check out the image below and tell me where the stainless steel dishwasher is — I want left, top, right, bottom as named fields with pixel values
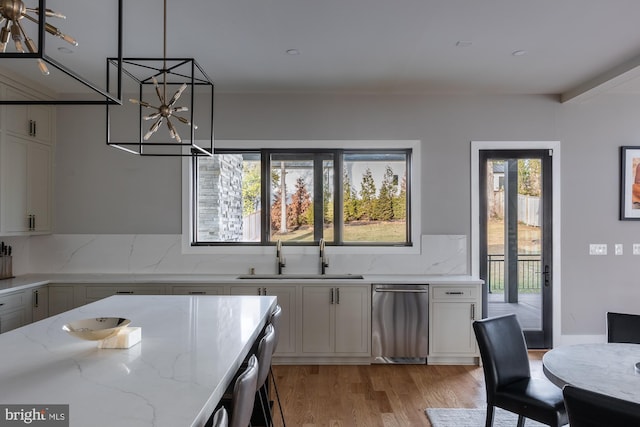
left=371, top=283, right=429, bottom=363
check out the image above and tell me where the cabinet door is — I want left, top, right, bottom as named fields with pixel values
left=431, top=302, right=477, bottom=355
left=31, top=287, right=49, bottom=322
left=301, top=286, right=334, bottom=354
left=48, top=286, right=76, bottom=316
left=263, top=285, right=296, bottom=355
left=229, top=285, right=262, bottom=296
left=4, top=87, right=51, bottom=143
left=28, top=142, right=51, bottom=232
left=335, top=285, right=370, bottom=354
left=172, top=286, right=225, bottom=295
left=1, top=135, right=28, bottom=233
left=0, top=308, right=26, bottom=333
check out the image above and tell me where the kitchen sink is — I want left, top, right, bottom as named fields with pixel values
left=236, top=273, right=364, bottom=280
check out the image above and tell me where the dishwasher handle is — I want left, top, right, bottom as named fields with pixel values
left=374, top=288, right=428, bottom=293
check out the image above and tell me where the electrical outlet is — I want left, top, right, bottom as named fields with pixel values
left=633, top=244, right=640, bottom=255
left=615, top=244, right=623, bottom=255
left=589, top=244, right=607, bottom=255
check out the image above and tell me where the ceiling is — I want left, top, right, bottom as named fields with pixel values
left=5, top=0, right=640, bottom=102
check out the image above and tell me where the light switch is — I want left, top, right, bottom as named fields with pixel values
left=615, top=244, right=623, bottom=255
left=633, top=244, right=640, bottom=255
left=589, top=244, right=607, bottom=255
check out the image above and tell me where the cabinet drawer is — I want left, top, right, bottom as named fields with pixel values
left=86, top=286, right=164, bottom=299
left=0, top=291, right=26, bottom=312
left=432, top=286, right=477, bottom=301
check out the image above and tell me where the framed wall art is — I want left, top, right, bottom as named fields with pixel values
left=620, top=146, right=640, bottom=220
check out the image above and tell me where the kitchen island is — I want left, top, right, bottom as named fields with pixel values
left=0, top=294, right=276, bottom=427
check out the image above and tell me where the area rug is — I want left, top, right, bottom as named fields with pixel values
left=426, top=407, right=547, bottom=427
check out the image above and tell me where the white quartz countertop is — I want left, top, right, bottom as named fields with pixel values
left=0, top=273, right=483, bottom=294
left=0, top=294, right=277, bottom=427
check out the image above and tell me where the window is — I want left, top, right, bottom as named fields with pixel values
left=192, top=148, right=411, bottom=246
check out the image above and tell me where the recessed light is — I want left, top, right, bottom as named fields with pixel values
left=286, top=49, right=300, bottom=55
left=512, top=50, right=527, bottom=56
left=455, top=41, right=473, bottom=48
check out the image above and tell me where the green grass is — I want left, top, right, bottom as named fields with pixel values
left=272, top=220, right=407, bottom=243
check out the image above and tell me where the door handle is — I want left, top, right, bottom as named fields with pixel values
left=542, top=264, right=550, bottom=287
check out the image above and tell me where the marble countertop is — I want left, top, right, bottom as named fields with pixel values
left=0, top=273, right=483, bottom=294
left=0, top=294, right=277, bottom=427
left=543, top=343, right=640, bottom=403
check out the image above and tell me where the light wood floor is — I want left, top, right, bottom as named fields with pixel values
left=270, top=352, right=545, bottom=427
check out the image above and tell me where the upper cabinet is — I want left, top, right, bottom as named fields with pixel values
left=3, top=87, right=52, bottom=144
left=0, top=81, right=55, bottom=236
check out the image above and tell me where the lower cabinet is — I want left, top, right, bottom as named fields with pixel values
left=428, top=284, right=481, bottom=364
left=0, top=290, right=28, bottom=333
left=31, top=286, right=48, bottom=322
left=229, top=284, right=296, bottom=355
left=48, top=285, right=75, bottom=316
left=301, top=284, right=370, bottom=356
left=84, top=285, right=165, bottom=304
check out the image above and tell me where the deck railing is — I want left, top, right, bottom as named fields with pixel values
left=487, top=254, right=542, bottom=293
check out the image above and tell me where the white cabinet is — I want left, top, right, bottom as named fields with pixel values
left=0, top=83, right=54, bottom=236
left=4, top=86, right=52, bottom=143
left=428, top=284, right=481, bottom=365
left=0, top=135, right=52, bottom=233
left=31, top=286, right=49, bottom=322
left=84, top=285, right=165, bottom=304
left=171, top=285, right=226, bottom=295
left=301, top=284, right=370, bottom=356
left=229, top=284, right=296, bottom=355
left=0, top=290, right=28, bottom=333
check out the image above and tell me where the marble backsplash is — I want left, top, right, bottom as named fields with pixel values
left=16, top=234, right=467, bottom=276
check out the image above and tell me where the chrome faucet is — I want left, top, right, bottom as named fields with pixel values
left=276, top=239, right=286, bottom=275
left=319, top=238, right=329, bottom=275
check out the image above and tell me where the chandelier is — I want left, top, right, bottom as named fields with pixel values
left=0, top=0, right=76, bottom=75
left=106, top=0, right=213, bottom=156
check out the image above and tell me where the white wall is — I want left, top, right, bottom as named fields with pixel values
left=41, top=92, right=640, bottom=337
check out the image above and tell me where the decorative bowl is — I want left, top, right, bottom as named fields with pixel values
left=62, top=317, right=131, bottom=341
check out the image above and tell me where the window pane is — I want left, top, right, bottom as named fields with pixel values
left=322, top=160, right=334, bottom=242
left=270, top=156, right=315, bottom=242
left=195, top=152, right=261, bottom=242
left=342, top=152, right=408, bottom=243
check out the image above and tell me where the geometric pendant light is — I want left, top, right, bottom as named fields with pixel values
left=106, top=0, right=213, bottom=156
left=0, top=0, right=123, bottom=105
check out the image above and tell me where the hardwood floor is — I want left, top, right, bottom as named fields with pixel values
left=270, top=352, right=545, bottom=427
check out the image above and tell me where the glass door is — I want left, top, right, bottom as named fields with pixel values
left=479, top=149, right=552, bottom=348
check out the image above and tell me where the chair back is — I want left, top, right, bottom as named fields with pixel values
left=473, top=314, right=530, bottom=397
left=269, top=305, right=282, bottom=352
left=211, top=407, right=229, bottom=427
left=230, top=355, right=258, bottom=427
left=256, top=324, right=276, bottom=389
left=563, top=385, right=640, bottom=427
left=606, top=312, right=640, bottom=344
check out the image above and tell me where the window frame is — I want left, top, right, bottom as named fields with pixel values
left=182, top=140, right=421, bottom=255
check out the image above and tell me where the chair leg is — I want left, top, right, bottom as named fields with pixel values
left=270, top=367, right=286, bottom=427
left=485, top=405, right=494, bottom=427
left=516, top=414, right=525, bottom=427
left=257, top=385, right=274, bottom=427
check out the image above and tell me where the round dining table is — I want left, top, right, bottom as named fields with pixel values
left=542, top=343, right=640, bottom=403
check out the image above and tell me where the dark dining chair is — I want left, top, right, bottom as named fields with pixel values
left=473, top=314, right=568, bottom=427
left=606, top=312, right=640, bottom=344
left=268, top=304, right=287, bottom=426
left=563, top=385, right=640, bottom=427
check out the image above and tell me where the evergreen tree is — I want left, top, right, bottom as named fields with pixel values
left=343, top=171, right=359, bottom=221
left=359, top=168, right=376, bottom=220
left=393, top=174, right=407, bottom=219
left=376, top=166, right=396, bottom=221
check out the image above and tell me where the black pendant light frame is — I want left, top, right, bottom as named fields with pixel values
left=0, top=0, right=123, bottom=105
